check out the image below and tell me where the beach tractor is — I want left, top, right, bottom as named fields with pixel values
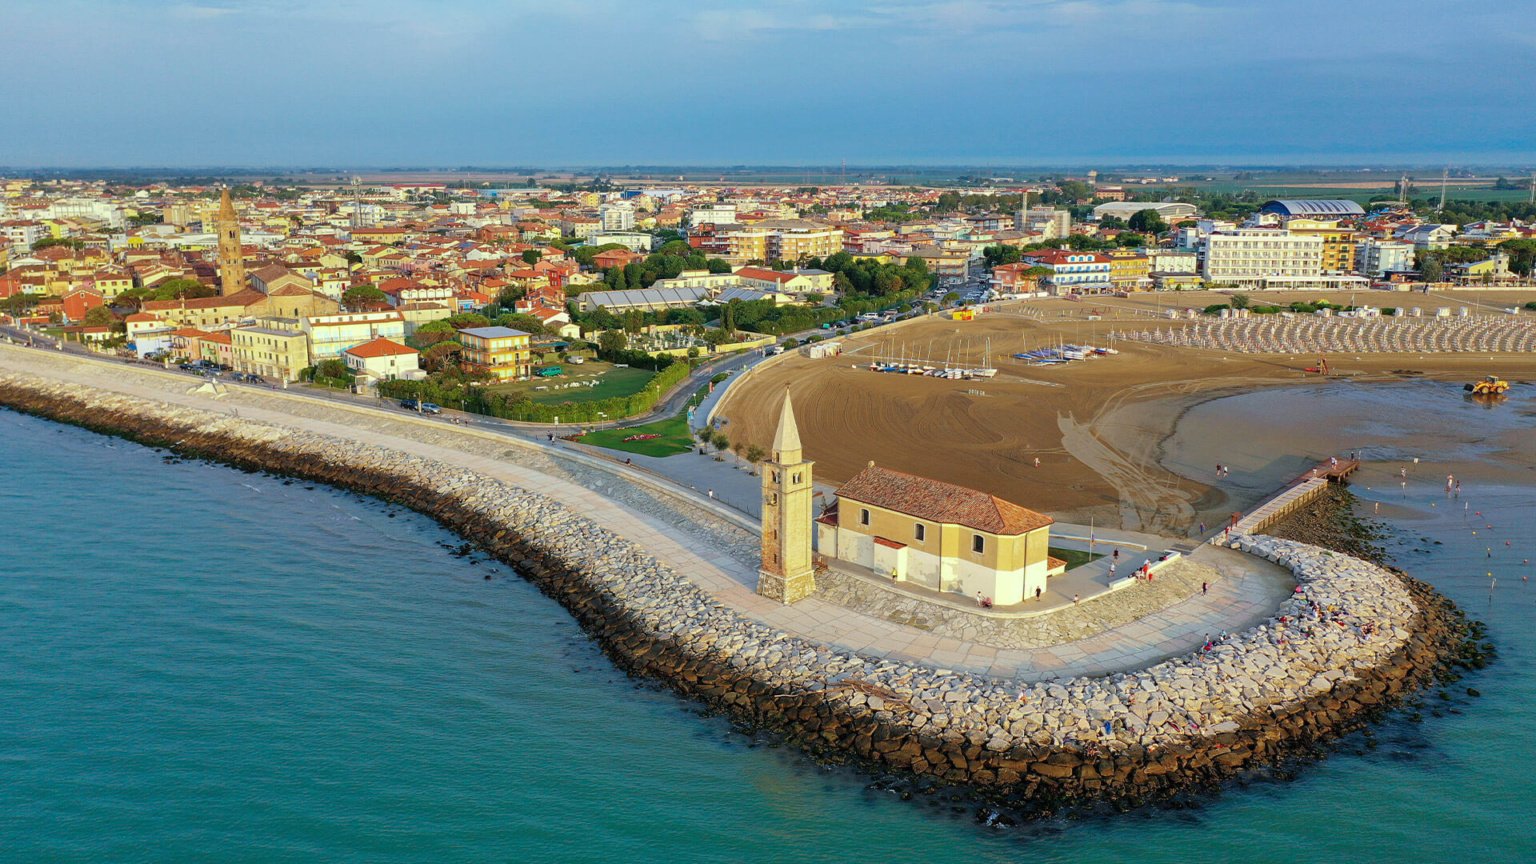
left=1465, top=375, right=1510, bottom=396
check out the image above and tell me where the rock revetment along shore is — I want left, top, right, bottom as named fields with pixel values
left=0, top=371, right=1474, bottom=817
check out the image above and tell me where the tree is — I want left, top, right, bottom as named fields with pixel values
left=422, top=341, right=462, bottom=373
left=943, top=291, right=961, bottom=305
left=705, top=257, right=732, bottom=274
left=597, top=329, right=628, bottom=354
left=1057, top=180, right=1092, bottom=201
left=343, top=285, right=386, bottom=307
left=315, top=358, right=353, bottom=381
left=622, top=309, right=645, bottom=334
left=522, top=249, right=542, bottom=265
left=1230, top=293, right=1251, bottom=310
left=1127, top=209, right=1168, bottom=235
left=1421, top=258, right=1444, bottom=283
left=731, top=441, right=745, bottom=465
left=82, top=305, right=114, bottom=327
left=711, top=431, right=730, bottom=455
left=745, top=443, right=767, bottom=465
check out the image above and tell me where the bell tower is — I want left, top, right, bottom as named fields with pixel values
left=757, top=387, right=816, bottom=603
left=216, top=188, right=246, bottom=296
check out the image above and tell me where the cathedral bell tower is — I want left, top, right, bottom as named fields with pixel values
left=757, top=388, right=816, bottom=603
left=217, top=188, right=246, bottom=296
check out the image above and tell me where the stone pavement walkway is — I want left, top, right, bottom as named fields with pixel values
left=4, top=343, right=1298, bottom=683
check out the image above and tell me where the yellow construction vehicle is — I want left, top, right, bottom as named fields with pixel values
left=1464, top=375, right=1510, bottom=396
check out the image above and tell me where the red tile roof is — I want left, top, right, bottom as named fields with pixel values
left=344, top=337, right=417, bottom=358
left=837, top=464, right=1053, bottom=535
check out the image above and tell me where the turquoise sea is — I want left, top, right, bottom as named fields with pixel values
left=1, top=387, right=1533, bottom=863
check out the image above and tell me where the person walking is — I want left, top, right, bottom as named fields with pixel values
left=976, top=591, right=984, bottom=607
left=707, top=488, right=714, bottom=499
left=1072, top=594, right=1079, bottom=605
left=1202, top=581, right=1208, bottom=595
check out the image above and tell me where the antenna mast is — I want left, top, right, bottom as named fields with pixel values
left=1437, top=167, right=1447, bottom=214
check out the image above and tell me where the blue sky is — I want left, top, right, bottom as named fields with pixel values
left=5, top=0, right=1534, bottom=167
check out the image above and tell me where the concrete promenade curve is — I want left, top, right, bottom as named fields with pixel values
left=2, top=341, right=1290, bottom=683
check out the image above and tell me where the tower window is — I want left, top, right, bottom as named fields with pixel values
left=972, top=534, right=985, bottom=554
left=859, top=508, right=870, bottom=526
left=914, top=523, right=925, bottom=541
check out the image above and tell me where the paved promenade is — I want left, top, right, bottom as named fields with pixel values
left=2, top=343, right=1294, bottom=683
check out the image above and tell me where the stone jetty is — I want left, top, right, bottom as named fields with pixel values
left=0, top=370, right=1467, bottom=814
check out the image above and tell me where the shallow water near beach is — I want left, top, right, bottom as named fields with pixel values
left=2, top=394, right=1533, bottom=863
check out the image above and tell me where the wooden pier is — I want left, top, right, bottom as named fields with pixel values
left=1219, top=458, right=1360, bottom=540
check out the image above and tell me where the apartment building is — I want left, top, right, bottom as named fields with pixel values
left=1284, top=219, right=1358, bottom=273
left=1019, top=249, right=1113, bottom=294
left=232, top=317, right=310, bottom=382
left=302, top=311, right=407, bottom=360
left=1201, top=229, right=1324, bottom=286
left=458, top=326, right=532, bottom=380
left=1355, top=239, right=1416, bottom=277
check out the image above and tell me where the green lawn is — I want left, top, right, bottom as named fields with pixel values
left=577, top=385, right=712, bottom=457
left=578, top=414, right=697, bottom=457
left=1049, top=547, right=1104, bottom=570
left=486, top=361, right=654, bottom=405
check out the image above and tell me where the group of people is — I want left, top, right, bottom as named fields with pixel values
left=1214, top=463, right=1231, bottom=478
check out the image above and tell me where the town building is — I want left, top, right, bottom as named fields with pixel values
left=1284, top=219, right=1357, bottom=273
left=1015, top=207, right=1072, bottom=239
left=598, top=203, right=636, bottom=232
left=232, top=317, right=309, bottom=382
left=990, top=262, right=1044, bottom=296
left=343, top=337, right=420, bottom=381
left=1019, top=249, right=1113, bottom=294
left=1202, top=229, right=1324, bottom=287
left=458, top=326, right=532, bottom=380
left=1355, top=239, right=1415, bottom=278
left=817, top=463, right=1058, bottom=606
left=1104, top=249, right=1153, bottom=291
left=302, top=311, right=407, bottom=360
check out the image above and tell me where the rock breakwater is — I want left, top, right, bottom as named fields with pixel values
left=0, top=371, right=1467, bottom=816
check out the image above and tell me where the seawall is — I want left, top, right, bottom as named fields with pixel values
left=0, top=368, right=1468, bottom=816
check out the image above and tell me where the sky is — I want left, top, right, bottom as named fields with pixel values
left=4, top=0, right=1534, bottom=167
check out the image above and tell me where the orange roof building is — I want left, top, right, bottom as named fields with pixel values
left=819, top=463, right=1057, bottom=605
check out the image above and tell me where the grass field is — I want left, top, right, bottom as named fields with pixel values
left=577, top=414, right=697, bottom=457
left=485, top=361, right=653, bottom=405
left=1049, top=547, right=1104, bottom=570
left=577, top=384, right=712, bottom=457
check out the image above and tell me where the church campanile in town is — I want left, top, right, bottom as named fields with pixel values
left=216, top=188, right=246, bottom=296
left=757, top=387, right=816, bottom=603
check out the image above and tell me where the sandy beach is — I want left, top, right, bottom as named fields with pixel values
left=717, top=290, right=1536, bottom=534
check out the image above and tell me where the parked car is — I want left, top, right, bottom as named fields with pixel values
left=400, top=398, right=420, bottom=410
left=420, top=402, right=443, bottom=415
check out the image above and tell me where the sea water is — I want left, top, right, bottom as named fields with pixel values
left=1, top=398, right=1532, bottom=863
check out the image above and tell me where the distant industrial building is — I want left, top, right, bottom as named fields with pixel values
left=1091, top=201, right=1198, bottom=223
left=1257, top=200, right=1366, bottom=219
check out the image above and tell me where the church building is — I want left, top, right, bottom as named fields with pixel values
left=755, top=389, right=1061, bottom=607
left=816, top=464, right=1060, bottom=606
